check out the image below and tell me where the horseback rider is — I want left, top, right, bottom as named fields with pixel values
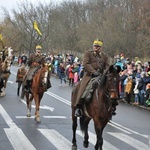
left=24, top=45, right=45, bottom=92
left=73, top=39, right=110, bottom=117
left=16, top=64, right=27, bottom=96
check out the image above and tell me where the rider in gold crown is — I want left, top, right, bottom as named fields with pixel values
left=72, top=39, right=110, bottom=117
left=23, top=45, right=45, bottom=92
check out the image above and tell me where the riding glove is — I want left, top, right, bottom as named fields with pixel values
left=92, top=71, right=100, bottom=77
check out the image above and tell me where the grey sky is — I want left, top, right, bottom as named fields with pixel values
left=0, top=0, right=68, bottom=21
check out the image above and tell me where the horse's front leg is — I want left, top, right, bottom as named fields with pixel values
left=26, top=94, right=33, bottom=117
left=94, top=125, right=104, bottom=150
left=72, top=107, right=78, bottom=150
left=34, top=93, right=42, bottom=123
left=83, top=119, right=90, bottom=148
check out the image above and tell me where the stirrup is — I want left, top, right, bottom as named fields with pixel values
left=85, top=93, right=92, bottom=103
left=75, top=108, right=82, bottom=117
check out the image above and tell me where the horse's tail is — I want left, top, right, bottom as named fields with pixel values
left=79, top=115, right=87, bottom=134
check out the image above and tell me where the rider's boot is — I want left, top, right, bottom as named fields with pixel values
left=85, top=89, right=93, bottom=103
left=112, top=106, right=117, bottom=116
left=17, top=88, right=19, bottom=96
left=75, top=105, right=83, bottom=117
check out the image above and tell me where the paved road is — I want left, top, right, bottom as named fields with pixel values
left=0, top=65, right=150, bottom=150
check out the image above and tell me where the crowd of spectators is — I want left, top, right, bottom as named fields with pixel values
left=47, top=52, right=150, bottom=108
left=13, top=52, right=150, bottom=108
left=114, top=54, right=150, bottom=107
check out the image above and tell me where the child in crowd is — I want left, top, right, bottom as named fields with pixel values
left=133, top=77, right=140, bottom=105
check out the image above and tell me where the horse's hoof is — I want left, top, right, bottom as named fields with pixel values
left=72, top=145, right=77, bottom=150
left=83, top=141, right=89, bottom=148
left=35, top=116, right=41, bottom=123
left=27, top=114, right=31, bottom=117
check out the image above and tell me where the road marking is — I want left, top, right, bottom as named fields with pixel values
left=38, top=129, right=72, bottom=150
left=5, top=128, right=36, bottom=150
left=77, top=130, right=120, bottom=150
left=108, top=132, right=149, bottom=150
left=8, top=80, right=13, bottom=84
left=108, top=122, right=131, bottom=134
left=46, top=91, right=71, bottom=105
left=20, top=99, right=54, bottom=111
left=15, top=116, right=35, bottom=119
left=109, top=121, right=148, bottom=138
left=0, top=104, right=36, bottom=150
left=43, top=116, right=67, bottom=119
left=15, top=116, right=66, bottom=119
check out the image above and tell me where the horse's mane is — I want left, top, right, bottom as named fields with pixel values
left=99, top=69, right=108, bottom=89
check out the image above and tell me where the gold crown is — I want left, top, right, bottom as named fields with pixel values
left=93, top=39, right=103, bottom=47
left=36, top=45, right=42, bottom=50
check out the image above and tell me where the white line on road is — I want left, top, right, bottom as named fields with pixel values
left=0, top=104, right=36, bottom=150
left=43, top=116, right=67, bottom=119
left=38, top=129, right=72, bottom=150
left=20, top=99, right=54, bottom=111
left=108, top=132, right=149, bottom=150
left=46, top=91, right=71, bottom=105
left=109, top=121, right=148, bottom=138
left=15, top=116, right=66, bottom=119
left=108, top=122, right=131, bottom=134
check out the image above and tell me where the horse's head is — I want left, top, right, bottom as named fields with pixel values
left=40, top=62, right=51, bottom=85
left=100, top=65, right=121, bottom=100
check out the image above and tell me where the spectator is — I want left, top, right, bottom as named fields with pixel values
left=68, top=63, right=74, bottom=86
left=119, top=69, right=128, bottom=99
left=21, top=54, right=27, bottom=65
left=138, top=72, right=145, bottom=105
left=59, top=63, right=67, bottom=87
left=124, top=71, right=133, bottom=103
left=133, top=77, right=140, bottom=105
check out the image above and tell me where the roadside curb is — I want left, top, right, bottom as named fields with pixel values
left=119, top=99, right=150, bottom=111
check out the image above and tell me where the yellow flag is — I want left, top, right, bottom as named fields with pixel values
left=33, top=21, right=42, bottom=36
left=0, top=34, right=3, bottom=41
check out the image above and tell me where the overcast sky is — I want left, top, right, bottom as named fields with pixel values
left=0, top=0, right=69, bottom=21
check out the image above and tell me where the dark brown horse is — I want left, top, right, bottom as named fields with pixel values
left=71, top=65, right=121, bottom=150
left=22, top=63, right=51, bottom=123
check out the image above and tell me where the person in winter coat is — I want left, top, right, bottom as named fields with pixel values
left=72, top=39, right=109, bottom=117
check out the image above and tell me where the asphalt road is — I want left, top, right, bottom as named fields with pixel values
left=0, top=65, right=150, bottom=150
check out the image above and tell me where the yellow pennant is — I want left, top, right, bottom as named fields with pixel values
left=0, top=34, right=3, bottom=41
left=33, top=21, right=42, bottom=36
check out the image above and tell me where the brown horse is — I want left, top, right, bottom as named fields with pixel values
left=71, top=65, right=121, bottom=150
left=0, top=57, right=12, bottom=96
left=22, top=63, right=51, bottom=123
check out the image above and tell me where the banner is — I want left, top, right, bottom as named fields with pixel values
left=0, top=34, right=3, bottom=41
left=33, top=21, right=42, bottom=36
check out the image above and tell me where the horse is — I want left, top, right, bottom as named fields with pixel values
left=22, top=63, right=51, bottom=123
left=71, top=65, right=121, bottom=150
left=0, top=57, right=12, bottom=96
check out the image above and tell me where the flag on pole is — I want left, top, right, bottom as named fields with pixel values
left=0, top=34, right=3, bottom=41
left=33, top=21, right=42, bottom=36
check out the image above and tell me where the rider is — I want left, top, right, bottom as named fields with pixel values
left=16, top=64, right=27, bottom=96
left=24, top=45, right=45, bottom=92
left=73, top=39, right=110, bottom=117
